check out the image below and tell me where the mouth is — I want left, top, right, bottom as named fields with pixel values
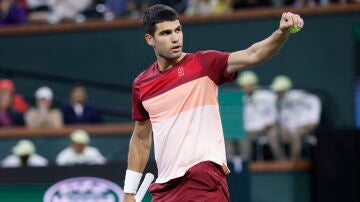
left=171, top=45, right=181, bottom=52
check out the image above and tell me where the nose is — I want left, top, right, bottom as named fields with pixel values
left=171, top=32, right=180, bottom=43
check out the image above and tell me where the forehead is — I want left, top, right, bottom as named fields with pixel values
left=154, top=20, right=181, bottom=33
left=72, top=86, right=85, bottom=92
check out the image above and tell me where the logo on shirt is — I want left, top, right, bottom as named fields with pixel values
left=178, top=67, right=185, bottom=77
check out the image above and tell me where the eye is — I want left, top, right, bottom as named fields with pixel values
left=160, top=30, right=171, bottom=36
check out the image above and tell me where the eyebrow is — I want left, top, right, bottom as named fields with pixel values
left=158, top=25, right=182, bottom=35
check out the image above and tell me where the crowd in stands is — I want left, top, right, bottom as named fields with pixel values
left=0, top=71, right=322, bottom=167
left=0, top=0, right=358, bottom=26
left=0, top=79, right=103, bottom=128
left=0, top=78, right=108, bottom=168
left=0, top=130, right=106, bottom=167
left=227, top=71, right=321, bottom=162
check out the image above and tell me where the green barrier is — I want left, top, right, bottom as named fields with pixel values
left=219, top=88, right=245, bottom=140
left=251, top=172, right=311, bottom=202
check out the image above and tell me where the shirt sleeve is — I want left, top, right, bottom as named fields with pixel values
left=55, top=150, right=67, bottom=166
left=131, top=81, right=150, bottom=121
left=304, top=94, right=322, bottom=125
left=90, top=148, right=106, bottom=165
left=196, top=50, right=237, bottom=85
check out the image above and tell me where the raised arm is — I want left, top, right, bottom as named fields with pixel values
left=227, top=12, right=304, bottom=74
left=124, top=120, right=152, bottom=202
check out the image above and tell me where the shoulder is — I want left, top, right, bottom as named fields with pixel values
left=84, top=146, right=101, bottom=156
left=31, top=154, right=48, bottom=162
left=61, top=102, right=73, bottom=109
left=287, top=90, right=306, bottom=99
left=25, top=108, right=37, bottom=114
left=1, top=154, right=17, bottom=162
left=254, top=89, right=276, bottom=101
left=50, top=109, right=62, bottom=114
left=9, top=109, right=23, bottom=116
left=194, top=50, right=229, bottom=58
left=133, top=62, right=158, bottom=86
left=256, top=89, right=275, bottom=97
left=1, top=155, right=19, bottom=167
left=57, top=147, right=72, bottom=156
left=86, top=146, right=100, bottom=151
left=83, top=102, right=98, bottom=109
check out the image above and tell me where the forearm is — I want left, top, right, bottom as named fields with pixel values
left=248, top=29, right=290, bottom=65
left=227, top=29, right=290, bottom=73
left=124, top=122, right=152, bottom=199
left=127, top=132, right=152, bottom=173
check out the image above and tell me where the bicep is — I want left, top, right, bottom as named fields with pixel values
left=227, top=49, right=257, bottom=74
left=133, top=120, right=152, bottom=139
left=131, top=120, right=152, bottom=150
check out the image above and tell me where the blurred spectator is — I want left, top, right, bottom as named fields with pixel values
left=292, top=0, right=317, bottom=8
left=56, top=129, right=106, bottom=166
left=17, top=0, right=27, bottom=9
left=1, top=139, right=48, bottom=168
left=79, top=0, right=128, bottom=21
left=212, top=0, right=232, bottom=15
left=186, top=0, right=232, bottom=16
left=185, top=0, right=214, bottom=16
left=104, top=0, right=127, bottom=18
left=62, top=84, right=103, bottom=124
left=47, top=0, right=92, bottom=24
left=271, top=75, right=321, bottom=160
left=152, top=0, right=188, bottom=13
left=0, top=91, right=24, bottom=126
left=26, top=0, right=53, bottom=23
left=25, top=86, right=63, bottom=128
left=0, top=79, right=28, bottom=113
left=127, top=0, right=148, bottom=19
left=0, top=0, right=26, bottom=25
left=233, top=0, right=271, bottom=9
left=228, top=71, right=283, bottom=161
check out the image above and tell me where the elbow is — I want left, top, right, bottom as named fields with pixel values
left=245, top=52, right=264, bottom=68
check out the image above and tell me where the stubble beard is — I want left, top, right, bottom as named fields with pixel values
left=159, top=50, right=182, bottom=61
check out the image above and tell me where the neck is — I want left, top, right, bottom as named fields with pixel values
left=157, top=53, right=186, bottom=71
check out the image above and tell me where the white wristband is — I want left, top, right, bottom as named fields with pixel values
left=124, top=169, right=143, bottom=194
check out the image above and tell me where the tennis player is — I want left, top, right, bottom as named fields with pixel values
left=124, top=4, right=304, bottom=202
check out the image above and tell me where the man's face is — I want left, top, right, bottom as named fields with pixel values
left=37, top=98, right=52, bottom=109
left=71, top=87, right=87, bottom=103
left=0, top=91, right=11, bottom=110
left=71, top=143, right=86, bottom=154
left=146, top=20, right=183, bottom=60
left=242, top=84, right=257, bottom=94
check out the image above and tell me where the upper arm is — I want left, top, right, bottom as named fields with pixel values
left=132, top=120, right=152, bottom=141
left=227, top=48, right=257, bottom=74
left=196, top=50, right=236, bottom=85
left=227, top=30, right=289, bottom=74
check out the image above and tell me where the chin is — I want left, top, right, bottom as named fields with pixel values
left=172, top=52, right=182, bottom=58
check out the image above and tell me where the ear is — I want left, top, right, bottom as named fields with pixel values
left=145, top=34, right=155, bottom=46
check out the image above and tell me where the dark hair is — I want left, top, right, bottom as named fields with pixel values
left=142, top=4, right=180, bottom=36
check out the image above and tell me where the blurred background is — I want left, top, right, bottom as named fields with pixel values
left=0, top=0, right=359, bottom=202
